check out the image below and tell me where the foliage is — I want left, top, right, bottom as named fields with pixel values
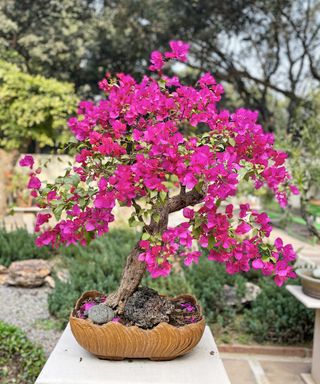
left=0, top=60, right=78, bottom=151
left=282, top=93, right=320, bottom=239
left=0, top=321, right=46, bottom=384
left=48, top=228, right=138, bottom=325
left=0, top=227, right=55, bottom=267
left=0, top=0, right=95, bottom=89
left=1, top=0, right=319, bottom=135
left=22, top=41, right=297, bottom=287
left=243, top=278, right=314, bottom=343
left=186, top=258, right=247, bottom=325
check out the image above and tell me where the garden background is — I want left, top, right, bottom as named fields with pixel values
left=0, top=1, right=320, bottom=383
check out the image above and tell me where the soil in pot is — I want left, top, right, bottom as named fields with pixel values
left=74, top=286, right=202, bottom=328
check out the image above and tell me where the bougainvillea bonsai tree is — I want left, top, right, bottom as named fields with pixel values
left=21, top=41, right=298, bottom=317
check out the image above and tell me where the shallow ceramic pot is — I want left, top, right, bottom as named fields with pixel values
left=296, top=268, right=320, bottom=299
left=70, top=290, right=206, bottom=360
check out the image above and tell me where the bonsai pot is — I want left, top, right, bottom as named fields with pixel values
left=296, top=268, right=320, bottom=299
left=70, top=290, right=206, bottom=361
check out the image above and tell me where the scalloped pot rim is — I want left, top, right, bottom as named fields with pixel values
left=296, top=268, right=320, bottom=283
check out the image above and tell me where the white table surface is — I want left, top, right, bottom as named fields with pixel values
left=35, top=324, right=231, bottom=384
left=286, top=285, right=320, bottom=309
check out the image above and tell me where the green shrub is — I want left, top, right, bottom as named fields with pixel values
left=0, top=227, right=55, bottom=267
left=48, top=228, right=315, bottom=344
left=243, top=278, right=314, bottom=343
left=48, top=228, right=139, bottom=326
left=0, top=321, right=46, bottom=384
left=186, top=258, right=247, bottom=326
left=143, top=270, right=193, bottom=297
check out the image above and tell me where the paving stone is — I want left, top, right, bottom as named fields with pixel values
left=223, top=359, right=256, bottom=384
left=259, top=360, right=310, bottom=384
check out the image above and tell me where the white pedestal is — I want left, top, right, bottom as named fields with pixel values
left=35, top=324, right=231, bottom=384
left=287, top=285, right=320, bottom=384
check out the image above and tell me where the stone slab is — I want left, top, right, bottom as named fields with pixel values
left=222, top=359, right=256, bottom=384
left=286, top=285, right=320, bottom=309
left=301, top=373, right=316, bottom=384
left=35, top=324, right=231, bottom=384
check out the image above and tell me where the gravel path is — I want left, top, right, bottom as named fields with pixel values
left=0, top=285, right=62, bottom=356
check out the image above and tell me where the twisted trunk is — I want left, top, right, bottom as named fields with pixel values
left=106, top=187, right=205, bottom=313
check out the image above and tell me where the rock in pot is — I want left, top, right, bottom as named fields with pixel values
left=88, top=304, right=115, bottom=324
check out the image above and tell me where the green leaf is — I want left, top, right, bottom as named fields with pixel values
left=128, top=216, right=141, bottom=227
left=153, top=213, right=160, bottom=223
left=141, top=232, right=151, bottom=240
left=208, top=236, right=216, bottom=249
left=160, top=191, right=167, bottom=202
left=229, top=137, right=236, bottom=147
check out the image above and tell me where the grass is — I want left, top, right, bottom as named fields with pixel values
left=0, top=321, right=46, bottom=384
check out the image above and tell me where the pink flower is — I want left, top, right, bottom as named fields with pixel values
left=81, top=302, right=96, bottom=312
left=149, top=51, right=164, bottom=72
left=252, top=259, right=264, bottom=269
left=183, top=173, right=197, bottom=189
left=235, top=222, right=252, bottom=235
left=94, top=193, right=115, bottom=209
left=19, top=155, right=34, bottom=169
left=290, top=185, right=299, bottom=195
left=27, top=176, right=41, bottom=190
left=183, top=208, right=194, bottom=220
left=47, top=191, right=58, bottom=201
left=35, top=213, right=51, bottom=232
left=165, top=40, right=190, bottom=62
left=24, top=42, right=296, bottom=287
left=183, top=251, right=201, bottom=266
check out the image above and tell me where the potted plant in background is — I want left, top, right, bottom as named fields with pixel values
left=20, top=41, right=298, bottom=360
left=296, top=267, right=320, bottom=299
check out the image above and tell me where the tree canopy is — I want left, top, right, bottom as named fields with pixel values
left=0, top=60, right=78, bottom=151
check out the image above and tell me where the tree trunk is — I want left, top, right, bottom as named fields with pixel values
left=106, top=186, right=205, bottom=313
left=106, top=244, right=146, bottom=313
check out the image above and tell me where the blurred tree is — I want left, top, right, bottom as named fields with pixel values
left=1, top=0, right=319, bottom=134
left=283, top=93, right=320, bottom=239
left=0, top=60, right=77, bottom=151
left=0, top=0, right=96, bottom=89
left=0, top=60, right=77, bottom=215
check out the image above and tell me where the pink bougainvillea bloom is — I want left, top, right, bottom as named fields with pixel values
left=181, top=303, right=194, bottom=312
left=27, top=176, right=41, bottom=190
left=19, top=155, right=34, bottom=169
left=25, top=40, right=298, bottom=286
left=149, top=51, right=164, bottom=72
left=47, top=190, right=58, bottom=201
left=35, top=213, right=51, bottom=232
left=252, top=259, right=264, bottom=269
left=235, top=222, right=252, bottom=235
left=165, top=40, right=190, bottom=62
left=290, top=185, right=299, bottom=195
left=81, top=302, right=96, bottom=312
left=183, top=208, right=195, bottom=220
left=183, top=251, right=201, bottom=266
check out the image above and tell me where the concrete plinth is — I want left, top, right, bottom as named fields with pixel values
left=35, top=324, right=231, bottom=384
left=287, top=285, right=320, bottom=384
